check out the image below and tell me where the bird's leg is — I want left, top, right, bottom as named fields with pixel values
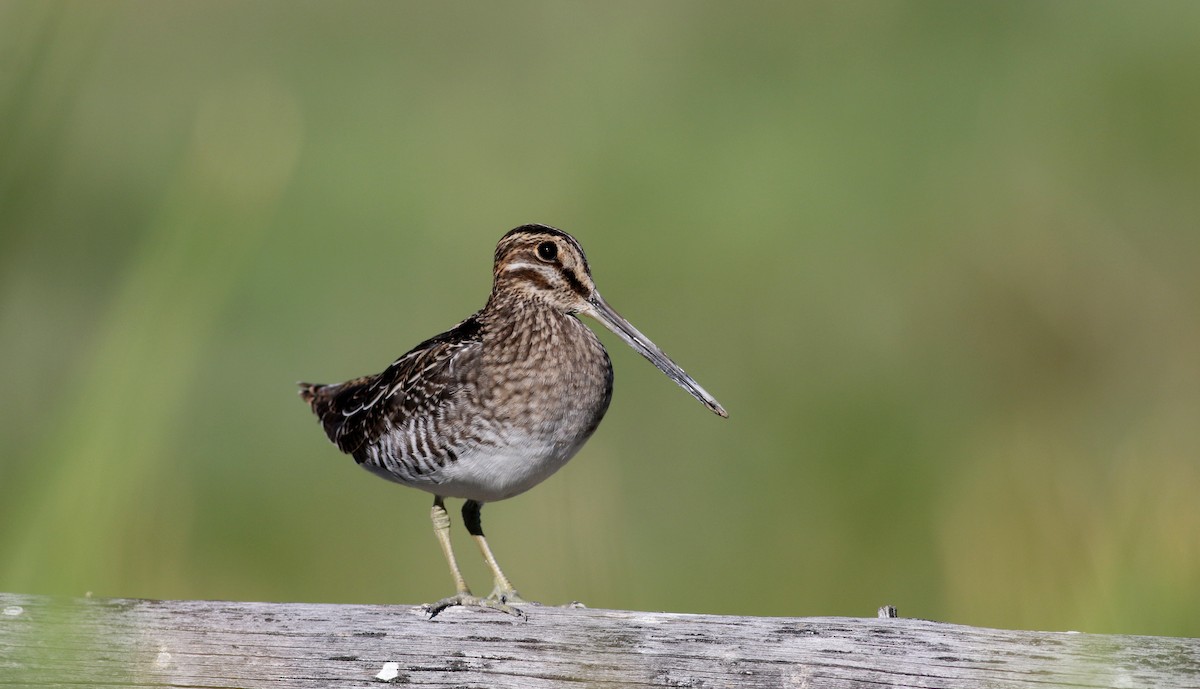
left=431, top=496, right=470, bottom=596
left=462, top=500, right=527, bottom=605
left=425, top=496, right=525, bottom=619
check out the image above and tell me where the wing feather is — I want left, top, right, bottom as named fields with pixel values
left=299, top=314, right=483, bottom=460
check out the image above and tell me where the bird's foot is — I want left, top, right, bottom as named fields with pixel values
left=485, top=588, right=586, bottom=610
left=424, top=593, right=527, bottom=620
left=486, top=586, right=529, bottom=606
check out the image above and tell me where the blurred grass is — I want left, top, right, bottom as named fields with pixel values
left=1, top=0, right=1198, bottom=637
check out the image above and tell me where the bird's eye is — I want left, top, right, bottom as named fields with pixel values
left=536, top=241, right=558, bottom=262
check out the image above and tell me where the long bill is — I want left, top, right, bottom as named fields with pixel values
left=583, top=293, right=728, bottom=418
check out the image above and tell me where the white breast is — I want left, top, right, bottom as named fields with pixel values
left=435, top=429, right=588, bottom=501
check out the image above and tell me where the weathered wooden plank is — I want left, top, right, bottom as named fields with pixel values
left=1, top=593, right=1197, bottom=688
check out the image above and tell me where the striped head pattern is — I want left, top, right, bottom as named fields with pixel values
left=492, top=224, right=597, bottom=312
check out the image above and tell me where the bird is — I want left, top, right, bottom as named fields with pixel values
left=299, top=223, right=726, bottom=617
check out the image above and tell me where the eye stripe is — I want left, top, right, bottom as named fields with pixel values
left=560, top=267, right=588, bottom=297
left=504, top=267, right=554, bottom=291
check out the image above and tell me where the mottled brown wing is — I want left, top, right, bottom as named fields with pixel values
left=299, top=315, right=483, bottom=459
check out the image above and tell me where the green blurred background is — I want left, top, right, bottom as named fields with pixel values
left=2, top=1, right=1198, bottom=637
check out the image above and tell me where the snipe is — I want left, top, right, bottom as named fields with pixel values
left=299, top=224, right=726, bottom=617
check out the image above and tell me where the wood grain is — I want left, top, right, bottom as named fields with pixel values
left=1, top=593, right=1196, bottom=688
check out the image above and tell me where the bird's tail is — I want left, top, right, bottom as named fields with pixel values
left=298, top=380, right=343, bottom=446
left=298, top=380, right=370, bottom=455
left=297, top=381, right=332, bottom=407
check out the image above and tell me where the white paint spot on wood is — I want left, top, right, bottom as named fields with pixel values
left=375, top=662, right=400, bottom=681
left=155, top=648, right=172, bottom=668
left=2, top=606, right=23, bottom=616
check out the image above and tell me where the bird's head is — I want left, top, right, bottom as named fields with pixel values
left=491, top=223, right=727, bottom=418
left=492, top=224, right=598, bottom=313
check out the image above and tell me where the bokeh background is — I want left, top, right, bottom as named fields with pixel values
left=2, top=1, right=1198, bottom=638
